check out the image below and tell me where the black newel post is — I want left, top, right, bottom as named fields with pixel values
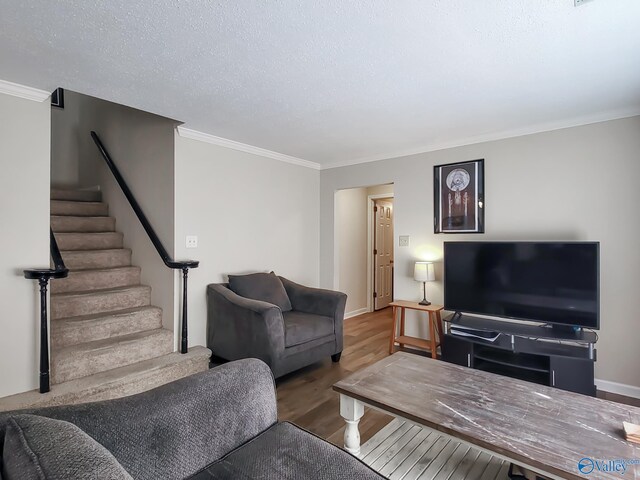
left=181, top=267, right=189, bottom=354
left=38, top=276, right=50, bottom=393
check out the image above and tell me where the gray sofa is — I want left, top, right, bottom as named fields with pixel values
left=207, top=274, right=347, bottom=378
left=0, top=359, right=384, bottom=480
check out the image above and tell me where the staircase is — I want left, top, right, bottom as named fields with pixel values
left=0, top=189, right=210, bottom=411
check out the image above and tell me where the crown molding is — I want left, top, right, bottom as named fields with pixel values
left=177, top=126, right=321, bottom=170
left=0, top=79, right=50, bottom=102
left=320, top=107, right=640, bottom=170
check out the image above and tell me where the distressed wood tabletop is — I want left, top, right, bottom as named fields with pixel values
left=333, top=352, right=640, bottom=480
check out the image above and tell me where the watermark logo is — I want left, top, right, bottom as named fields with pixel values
left=577, top=457, right=640, bottom=475
left=578, top=458, right=595, bottom=474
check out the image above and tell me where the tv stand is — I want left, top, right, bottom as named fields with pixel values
left=549, top=323, right=581, bottom=335
left=441, top=314, right=597, bottom=396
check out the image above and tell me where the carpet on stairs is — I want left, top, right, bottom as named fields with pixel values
left=0, top=187, right=211, bottom=412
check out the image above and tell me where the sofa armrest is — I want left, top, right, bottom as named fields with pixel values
left=280, top=277, right=347, bottom=319
left=208, top=282, right=282, bottom=315
left=207, top=283, right=285, bottom=364
left=0, top=359, right=278, bottom=480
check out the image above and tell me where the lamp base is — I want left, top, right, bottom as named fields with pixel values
left=419, top=281, right=431, bottom=306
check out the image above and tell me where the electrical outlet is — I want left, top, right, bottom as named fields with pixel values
left=399, top=235, right=410, bottom=247
left=186, top=235, right=198, bottom=249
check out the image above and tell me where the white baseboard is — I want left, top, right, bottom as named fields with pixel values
left=595, top=378, right=640, bottom=399
left=345, top=308, right=368, bottom=319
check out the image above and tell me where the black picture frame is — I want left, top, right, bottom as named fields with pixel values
left=434, top=159, right=484, bottom=234
left=51, top=88, right=64, bottom=109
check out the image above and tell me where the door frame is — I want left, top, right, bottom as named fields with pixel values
left=367, top=193, right=395, bottom=312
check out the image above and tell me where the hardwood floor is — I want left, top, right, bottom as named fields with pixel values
left=598, top=390, right=640, bottom=407
left=207, top=307, right=397, bottom=446
left=276, top=307, right=640, bottom=448
left=278, top=307, right=420, bottom=447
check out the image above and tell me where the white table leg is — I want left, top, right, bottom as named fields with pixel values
left=340, top=394, right=364, bottom=455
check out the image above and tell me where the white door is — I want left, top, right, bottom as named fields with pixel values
left=374, top=200, right=394, bottom=310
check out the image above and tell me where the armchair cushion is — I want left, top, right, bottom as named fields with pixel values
left=228, top=272, right=292, bottom=312
left=283, top=311, right=335, bottom=347
left=2, top=414, right=132, bottom=480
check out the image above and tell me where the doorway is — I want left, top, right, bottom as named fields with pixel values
left=372, top=197, right=394, bottom=310
left=334, top=183, right=394, bottom=318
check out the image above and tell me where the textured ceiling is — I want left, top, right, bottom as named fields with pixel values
left=1, top=1, right=639, bottom=166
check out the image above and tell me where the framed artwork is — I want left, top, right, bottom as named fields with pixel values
left=51, top=88, right=64, bottom=109
left=434, top=159, right=484, bottom=233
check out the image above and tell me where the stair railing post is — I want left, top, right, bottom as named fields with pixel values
left=38, top=276, right=50, bottom=393
left=181, top=267, right=189, bottom=354
left=24, top=229, right=67, bottom=394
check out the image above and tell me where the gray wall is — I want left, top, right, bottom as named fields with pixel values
left=321, top=116, right=640, bottom=390
left=174, top=134, right=321, bottom=348
left=50, top=95, right=80, bottom=187
left=51, top=91, right=178, bottom=340
left=0, top=93, right=51, bottom=397
left=335, top=187, right=368, bottom=315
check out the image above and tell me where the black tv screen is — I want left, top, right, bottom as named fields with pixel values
left=444, top=242, right=599, bottom=329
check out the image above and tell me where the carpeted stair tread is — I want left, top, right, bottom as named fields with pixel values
left=51, top=200, right=109, bottom=217
left=51, top=215, right=115, bottom=233
left=52, top=306, right=162, bottom=348
left=0, top=347, right=212, bottom=412
left=5, top=188, right=213, bottom=410
left=60, top=248, right=132, bottom=270
left=51, top=328, right=174, bottom=384
left=51, top=188, right=102, bottom=202
left=51, top=284, right=151, bottom=320
left=51, top=266, right=140, bottom=293
left=54, top=232, right=124, bottom=251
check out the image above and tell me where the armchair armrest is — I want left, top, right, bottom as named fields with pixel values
left=207, top=283, right=285, bottom=364
left=0, top=359, right=278, bottom=480
left=279, top=277, right=347, bottom=318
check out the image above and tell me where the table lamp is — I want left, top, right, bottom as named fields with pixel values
left=414, top=261, right=435, bottom=306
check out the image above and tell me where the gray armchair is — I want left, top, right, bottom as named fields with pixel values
left=207, top=274, right=347, bottom=378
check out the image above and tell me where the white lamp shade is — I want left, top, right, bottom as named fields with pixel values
left=414, top=262, right=435, bottom=282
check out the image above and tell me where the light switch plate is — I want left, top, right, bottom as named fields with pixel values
left=186, top=235, right=198, bottom=249
left=399, top=235, right=410, bottom=247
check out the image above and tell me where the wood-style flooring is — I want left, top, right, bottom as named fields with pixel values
left=278, top=307, right=428, bottom=446
left=276, top=307, right=639, bottom=447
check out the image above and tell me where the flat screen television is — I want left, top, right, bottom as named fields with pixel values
left=444, top=242, right=600, bottom=329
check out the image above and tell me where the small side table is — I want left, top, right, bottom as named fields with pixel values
left=389, top=300, right=444, bottom=359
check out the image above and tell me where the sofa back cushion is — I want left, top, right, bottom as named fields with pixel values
left=228, top=272, right=292, bottom=312
left=0, top=361, right=278, bottom=480
left=2, top=414, right=132, bottom=480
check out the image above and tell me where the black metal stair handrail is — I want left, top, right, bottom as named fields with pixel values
left=24, top=229, right=69, bottom=393
left=90, top=131, right=198, bottom=354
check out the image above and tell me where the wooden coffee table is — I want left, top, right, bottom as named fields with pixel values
left=333, top=352, right=640, bottom=480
